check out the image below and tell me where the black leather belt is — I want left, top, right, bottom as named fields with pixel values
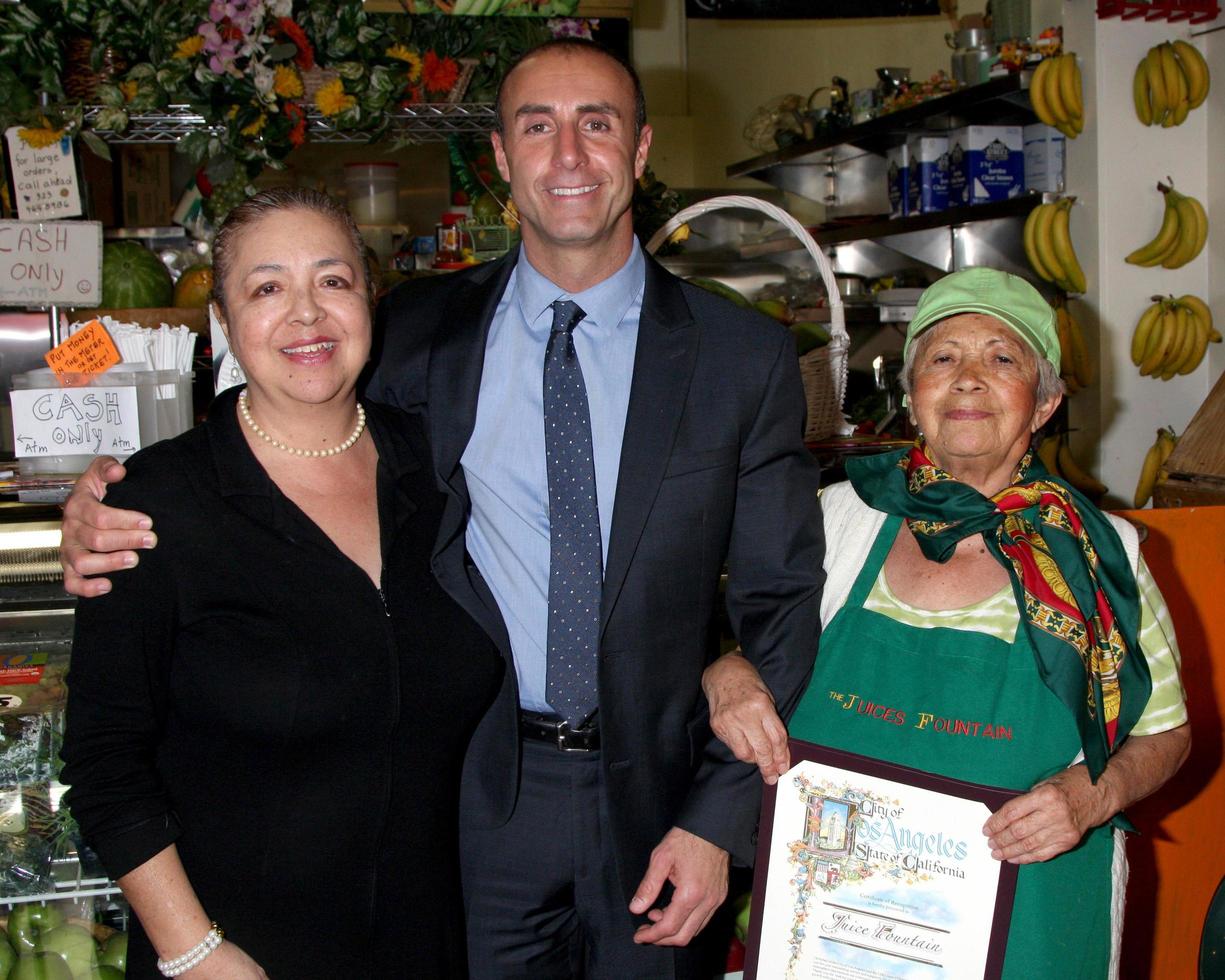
left=519, top=710, right=600, bottom=752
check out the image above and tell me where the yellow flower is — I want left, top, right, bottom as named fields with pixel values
left=17, top=127, right=64, bottom=150
left=314, top=77, right=355, bottom=117
left=386, top=45, right=422, bottom=84
left=173, top=35, right=205, bottom=59
left=241, top=113, right=267, bottom=137
left=273, top=65, right=304, bottom=99
left=119, top=81, right=138, bottom=103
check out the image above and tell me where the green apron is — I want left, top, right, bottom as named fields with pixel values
left=790, top=515, right=1114, bottom=978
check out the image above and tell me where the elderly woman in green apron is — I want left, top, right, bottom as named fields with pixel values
left=706, top=267, right=1191, bottom=978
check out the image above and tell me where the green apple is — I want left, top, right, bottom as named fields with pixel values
left=731, top=891, right=753, bottom=943
left=90, top=968, right=123, bottom=980
left=36, top=924, right=97, bottom=979
left=9, top=952, right=74, bottom=980
left=0, top=928, right=16, bottom=978
left=6, top=905, right=67, bottom=954
left=96, top=932, right=126, bottom=973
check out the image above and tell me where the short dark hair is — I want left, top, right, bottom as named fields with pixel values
left=211, top=186, right=372, bottom=320
left=494, top=39, right=647, bottom=141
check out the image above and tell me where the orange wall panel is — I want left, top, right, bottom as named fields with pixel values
left=1116, top=506, right=1225, bottom=979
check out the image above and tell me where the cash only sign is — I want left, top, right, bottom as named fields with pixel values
left=1, top=217, right=143, bottom=461
left=744, top=742, right=1019, bottom=980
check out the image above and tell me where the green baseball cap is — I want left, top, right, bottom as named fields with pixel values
left=904, top=267, right=1060, bottom=374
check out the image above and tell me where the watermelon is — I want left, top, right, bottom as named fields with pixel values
left=100, top=242, right=174, bottom=308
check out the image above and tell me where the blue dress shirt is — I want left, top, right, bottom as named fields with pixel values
left=460, top=246, right=645, bottom=714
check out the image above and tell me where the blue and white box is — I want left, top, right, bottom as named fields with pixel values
left=886, top=144, right=910, bottom=219
left=948, top=125, right=1024, bottom=205
left=907, top=135, right=949, bottom=214
left=1023, top=123, right=1066, bottom=194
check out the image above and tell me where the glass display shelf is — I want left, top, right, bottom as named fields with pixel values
left=84, top=102, right=498, bottom=145
left=726, top=73, right=1037, bottom=180
left=0, top=856, right=123, bottom=908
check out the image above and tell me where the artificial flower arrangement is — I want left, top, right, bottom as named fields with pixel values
left=0, top=0, right=582, bottom=219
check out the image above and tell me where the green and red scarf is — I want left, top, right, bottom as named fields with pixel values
left=847, top=441, right=1152, bottom=782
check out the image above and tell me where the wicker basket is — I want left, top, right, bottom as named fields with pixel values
left=63, top=38, right=127, bottom=103
left=645, top=195, right=851, bottom=442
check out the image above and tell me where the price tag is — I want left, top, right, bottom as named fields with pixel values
left=4, top=127, right=83, bottom=221
left=44, top=319, right=121, bottom=379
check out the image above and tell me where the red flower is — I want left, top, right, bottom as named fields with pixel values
left=284, top=102, right=307, bottom=147
left=422, top=51, right=460, bottom=95
left=276, top=18, right=315, bottom=70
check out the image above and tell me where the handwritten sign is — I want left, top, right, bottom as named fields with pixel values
left=9, top=386, right=141, bottom=458
left=0, top=220, right=101, bottom=308
left=44, top=320, right=121, bottom=378
left=4, top=128, right=83, bottom=221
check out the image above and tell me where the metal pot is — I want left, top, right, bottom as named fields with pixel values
left=946, top=28, right=994, bottom=87
left=835, top=273, right=868, bottom=299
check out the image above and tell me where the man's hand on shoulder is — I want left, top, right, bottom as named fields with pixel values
left=60, top=456, right=156, bottom=597
left=630, top=826, right=728, bottom=947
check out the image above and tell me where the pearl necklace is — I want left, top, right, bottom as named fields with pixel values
left=238, top=389, right=366, bottom=458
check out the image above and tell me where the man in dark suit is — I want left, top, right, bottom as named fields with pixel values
left=61, top=39, right=823, bottom=979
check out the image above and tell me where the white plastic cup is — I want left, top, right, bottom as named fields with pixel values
left=345, top=162, right=399, bottom=225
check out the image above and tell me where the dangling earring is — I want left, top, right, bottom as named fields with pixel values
left=229, top=356, right=242, bottom=383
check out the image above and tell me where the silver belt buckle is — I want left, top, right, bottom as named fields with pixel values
left=557, top=721, right=582, bottom=752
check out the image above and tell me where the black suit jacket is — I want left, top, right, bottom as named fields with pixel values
left=367, top=248, right=824, bottom=899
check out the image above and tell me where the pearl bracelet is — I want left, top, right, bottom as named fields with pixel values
left=157, top=923, right=224, bottom=977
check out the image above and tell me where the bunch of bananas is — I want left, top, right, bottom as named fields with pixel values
left=1133, top=41, right=1210, bottom=127
left=1125, top=181, right=1208, bottom=269
left=1023, top=198, right=1087, bottom=294
left=1130, top=294, right=1221, bottom=379
left=1054, top=298, right=1093, bottom=393
left=1029, top=52, right=1084, bottom=139
left=1133, top=427, right=1179, bottom=508
left=1037, top=433, right=1108, bottom=497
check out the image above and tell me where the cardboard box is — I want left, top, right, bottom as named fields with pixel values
left=119, top=146, right=173, bottom=227
left=886, top=144, right=910, bottom=219
left=1023, top=123, right=1066, bottom=194
left=948, top=126, right=1024, bottom=205
left=79, top=144, right=117, bottom=227
left=907, top=135, right=949, bottom=214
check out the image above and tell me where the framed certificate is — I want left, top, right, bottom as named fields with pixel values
left=745, top=740, right=1020, bottom=980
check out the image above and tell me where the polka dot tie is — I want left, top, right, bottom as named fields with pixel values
left=543, top=299, right=602, bottom=728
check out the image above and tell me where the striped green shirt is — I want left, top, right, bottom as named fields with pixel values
left=865, top=555, right=1187, bottom=736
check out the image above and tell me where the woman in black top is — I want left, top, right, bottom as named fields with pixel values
left=61, top=188, right=501, bottom=979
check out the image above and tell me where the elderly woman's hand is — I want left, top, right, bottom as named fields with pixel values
left=982, top=765, right=1103, bottom=864
left=702, top=652, right=790, bottom=784
left=983, top=724, right=1192, bottom=864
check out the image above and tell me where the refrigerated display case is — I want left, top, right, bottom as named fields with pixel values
left=0, top=510, right=130, bottom=976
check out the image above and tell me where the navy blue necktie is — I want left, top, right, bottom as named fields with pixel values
left=543, top=300, right=601, bottom=727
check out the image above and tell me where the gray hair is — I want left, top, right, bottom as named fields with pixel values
left=899, top=321, right=1065, bottom=414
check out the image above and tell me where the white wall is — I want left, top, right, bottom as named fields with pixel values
left=1063, top=5, right=1220, bottom=506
